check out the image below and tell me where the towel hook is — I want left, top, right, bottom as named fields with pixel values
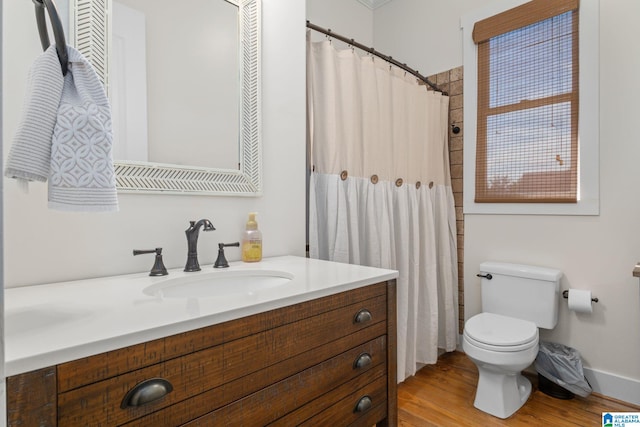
left=33, top=0, right=68, bottom=76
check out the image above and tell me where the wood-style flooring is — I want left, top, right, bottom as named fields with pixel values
left=397, top=351, right=640, bottom=426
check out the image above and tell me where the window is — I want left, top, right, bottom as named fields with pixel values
left=474, top=0, right=579, bottom=203
left=462, top=0, right=599, bottom=216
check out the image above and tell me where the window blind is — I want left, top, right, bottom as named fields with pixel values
left=474, top=0, right=580, bottom=203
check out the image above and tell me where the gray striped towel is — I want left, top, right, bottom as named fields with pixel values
left=5, top=45, right=118, bottom=212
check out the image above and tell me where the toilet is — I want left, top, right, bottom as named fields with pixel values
left=462, top=261, right=562, bottom=419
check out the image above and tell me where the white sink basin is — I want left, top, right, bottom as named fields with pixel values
left=143, top=269, right=295, bottom=299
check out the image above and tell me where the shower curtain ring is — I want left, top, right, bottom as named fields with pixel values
left=326, top=30, right=332, bottom=44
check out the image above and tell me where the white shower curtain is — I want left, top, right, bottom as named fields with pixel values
left=307, top=35, right=459, bottom=381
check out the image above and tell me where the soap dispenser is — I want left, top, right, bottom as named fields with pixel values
left=241, top=212, right=262, bottom=262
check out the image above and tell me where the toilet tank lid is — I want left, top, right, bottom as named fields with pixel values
left=480, top=262, right=562, bottom=282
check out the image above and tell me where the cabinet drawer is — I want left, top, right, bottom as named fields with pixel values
left=302, top=378, right=388, bottom=427
left=58, top=298, right=387, bottom=426
left=273, top=368, right=388, bottom=426
left=181, top=337, right=387, bottom=427
left=223, top=294, right=387, bottom=378
left=58, top=345, right=226, bottom=426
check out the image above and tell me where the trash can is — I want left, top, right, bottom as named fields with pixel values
left=535, top=341, right=592, bottom=399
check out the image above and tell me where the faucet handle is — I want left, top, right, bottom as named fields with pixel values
left=133, top=248, right=169, bottom=276
left=214, top=242, right=240, bottom=268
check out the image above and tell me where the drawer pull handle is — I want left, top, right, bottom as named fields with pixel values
left=121, top=378, right=174, bottom=409
left=354, top=395, right=373, bottom=413
left=354, top=309, right=372, bottom=324
left=353, top=352, right=372, bottom=369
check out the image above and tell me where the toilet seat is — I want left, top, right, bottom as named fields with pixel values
left=464, top=312, right=538, bottom=352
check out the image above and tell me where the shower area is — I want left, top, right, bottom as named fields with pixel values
left=306, top=19, right=465, bottom=381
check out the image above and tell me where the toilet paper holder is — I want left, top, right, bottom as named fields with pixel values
left=562, top=290, right=599, bottom=303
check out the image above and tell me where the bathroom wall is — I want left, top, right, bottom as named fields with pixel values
left=375, top=0, right=640, bottom=402
left=2, top=0, right=307, bottom=287
left=373, top=0, right=479, bottom=77
left=306, top=0, right=374, bottom=45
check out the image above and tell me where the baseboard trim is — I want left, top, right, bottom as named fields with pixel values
left=583, top=367, right=640, bottom=407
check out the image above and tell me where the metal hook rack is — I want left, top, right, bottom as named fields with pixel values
left=33, top=0, right=68, bottom=75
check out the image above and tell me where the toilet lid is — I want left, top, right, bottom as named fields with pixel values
left=465, top=312, right=538, bottom=348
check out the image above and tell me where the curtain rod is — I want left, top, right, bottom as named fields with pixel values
left=306, top=20, right=446, bottom=95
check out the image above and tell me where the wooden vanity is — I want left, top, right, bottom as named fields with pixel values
left=7, top=278, right=397, bottom=426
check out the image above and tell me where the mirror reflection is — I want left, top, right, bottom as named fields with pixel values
left=111, top=0, right=240, bottom=170
left=71, top=0, right=261, bottom=195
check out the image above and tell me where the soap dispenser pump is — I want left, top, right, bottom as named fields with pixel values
left=241, top=212, right=262, bottom=262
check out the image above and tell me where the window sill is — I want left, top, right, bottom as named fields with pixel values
left=463, top=196, right=599, bottom=216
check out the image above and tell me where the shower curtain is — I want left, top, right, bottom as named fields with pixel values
left=307, top=35, right=459, bottom=381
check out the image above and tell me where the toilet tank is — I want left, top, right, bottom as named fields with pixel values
left=479, top=261, right=563, bottom=329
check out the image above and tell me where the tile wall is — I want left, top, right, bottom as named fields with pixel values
left=428, top=66, right=464, bottom=333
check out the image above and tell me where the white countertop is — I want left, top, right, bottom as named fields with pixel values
left=5, top=256, right=398, bottom=377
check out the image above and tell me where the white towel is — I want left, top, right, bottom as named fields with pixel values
left=5, top=45, right=62, bottom=184
left=5, top=45, right=119, bottom=212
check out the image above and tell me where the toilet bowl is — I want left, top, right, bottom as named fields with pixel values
left=463, top=312, right=539, bottom=419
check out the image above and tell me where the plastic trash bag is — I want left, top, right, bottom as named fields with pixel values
left=535, top=341, right=592, bottom=397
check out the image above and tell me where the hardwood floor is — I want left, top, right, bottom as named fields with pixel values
left=397, top=351, right=640, bottom=426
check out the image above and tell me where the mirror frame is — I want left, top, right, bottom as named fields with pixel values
left=71, top=0, right=262, bottom=196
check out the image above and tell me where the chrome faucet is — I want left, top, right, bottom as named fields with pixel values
left=184, top=219, right=215, bottom=272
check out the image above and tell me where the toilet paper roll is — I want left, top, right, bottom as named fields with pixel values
left=567, top=289, right=593, bottom=314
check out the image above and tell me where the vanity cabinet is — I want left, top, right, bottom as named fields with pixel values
left=7, top=280, right=397, bottom=426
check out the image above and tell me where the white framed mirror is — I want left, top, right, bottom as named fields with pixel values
left=70, top=0, right=262, bottom=196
